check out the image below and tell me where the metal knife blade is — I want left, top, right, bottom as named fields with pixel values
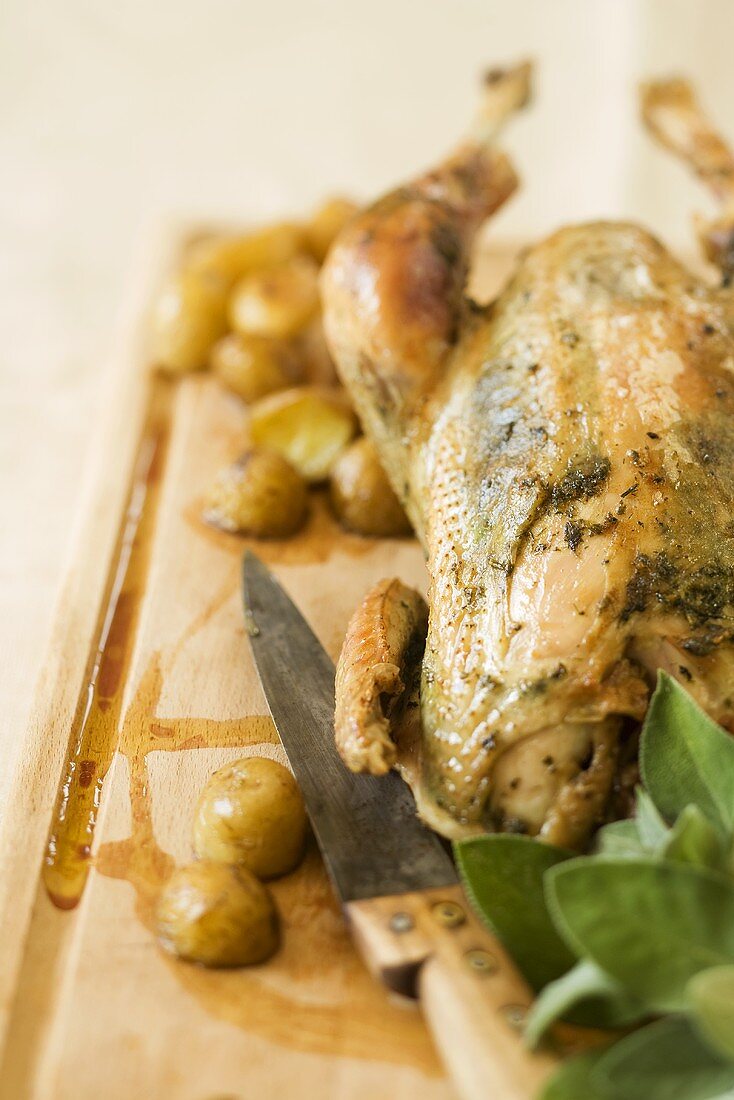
left=242, top=551, right=457, bottom=903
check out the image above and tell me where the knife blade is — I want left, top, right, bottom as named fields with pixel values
left=242, top=551, right=558, bottom=1100
left=242, top=550, right=457, bottom=902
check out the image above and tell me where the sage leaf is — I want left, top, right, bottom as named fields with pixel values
left=635, top=787, right=670, bottom=849
left=546, top=857, right=734, bottom=1011
left=664, top=805, right=728, bottom=873
left=641, top=672, right=734, bottom=833
left=525, top=959, right=646, bottom=1048
left=593, top=1016, right=734, bottom=1100
left=689, top=966, right=734, bottom=1061
left=454, top=834, right=575, bottom=990
left=595, top=819, right=644, bottom=857
left=538, top=1049, right=610, bottom=1100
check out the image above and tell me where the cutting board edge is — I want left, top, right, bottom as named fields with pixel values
left=0, top=219, right=185, bottom=1052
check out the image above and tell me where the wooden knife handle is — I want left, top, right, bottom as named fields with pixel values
left=347, top=883, right=556, bottom=1100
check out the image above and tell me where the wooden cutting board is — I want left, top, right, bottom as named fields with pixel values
left=0, top=225, right=518, bottom=1100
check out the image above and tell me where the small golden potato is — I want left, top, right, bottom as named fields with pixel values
left=155, top=861, right=278, bottom=968
left=193, top=757, right=307, bottom=879
left=203, top=449, right=308, bottom=537
left=210, top=333, right=303, bottom=403
left=305, top=197, right=359, bottom=262
left=229, top=256, right=320, bottom=339
left=249, top=387, right=357, bottom=483
left=151, top=270, right=227, bottom=373
left=330, top=438, right=412, bottom=537
left=186, top=222, right=304, bottom=288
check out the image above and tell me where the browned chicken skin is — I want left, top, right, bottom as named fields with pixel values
left=335, top=579, right=427, bottom=775
left=324, top=65, right=734, bottom=846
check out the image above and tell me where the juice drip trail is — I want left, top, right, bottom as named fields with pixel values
left=95, top=753, right=175, bottom=929
left=42, top=380, right=171, bottom=911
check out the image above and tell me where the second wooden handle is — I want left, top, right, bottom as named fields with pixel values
left=348, top=882, right=556, bottom=1100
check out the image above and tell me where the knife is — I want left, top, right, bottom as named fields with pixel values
left=243, top=551, right=558, bottom=1100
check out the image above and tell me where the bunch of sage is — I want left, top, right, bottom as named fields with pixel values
left=455, top=672, right=734, bottom=1100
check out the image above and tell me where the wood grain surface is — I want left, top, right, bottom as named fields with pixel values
left=0, top=229, right=523, bottom=1100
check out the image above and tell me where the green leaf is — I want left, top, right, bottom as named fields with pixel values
left=689, top=966, right=734, bottom=1061
left=546, top=857, right=734, bottom=1011
left=454, top=834, right=575, bottom=990
left=640, top=672, right=734, bottom=833
left=636, top=787, right=670, bottom=849
left=593, top=1017, right=734, bottom=1100
left=537, top=1049, right=610, bottom=1100
left=595, top=819, right=645, bottom=857
left=664, top=805, right=728, bottom=873
left=525, top=959, right=646, bottom=1048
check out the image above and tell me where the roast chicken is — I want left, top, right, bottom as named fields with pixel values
left=322, top=64, right=734, bottom=847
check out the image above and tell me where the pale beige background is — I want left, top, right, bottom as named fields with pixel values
left=2, top=0, right=733, bottom=809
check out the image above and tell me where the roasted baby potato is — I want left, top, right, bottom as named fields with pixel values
left=186, top=222, right=304, bottom=288
left=229, top=256, right=320, bottom=339
left=330, top=438, right=412, bottom=537
left=151, top=270, right=228, bottom=373
left=155, top=861, right=279, bottom=968
left=249, top=387, right=357, bottom=482
left=210, top=333, right=302, bottom=403
left=193, top=757, right=307, bottom=879
left=203, top=449, right=308, bottom=537
left=305, top=197, right=359, bottom=262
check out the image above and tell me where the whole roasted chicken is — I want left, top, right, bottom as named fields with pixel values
left=322, top=65, right=734, bottom=847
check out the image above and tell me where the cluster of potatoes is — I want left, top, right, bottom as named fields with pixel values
left=155, top=757, right=307, bottom=968
left=151, top=201, right=412, bottom=540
